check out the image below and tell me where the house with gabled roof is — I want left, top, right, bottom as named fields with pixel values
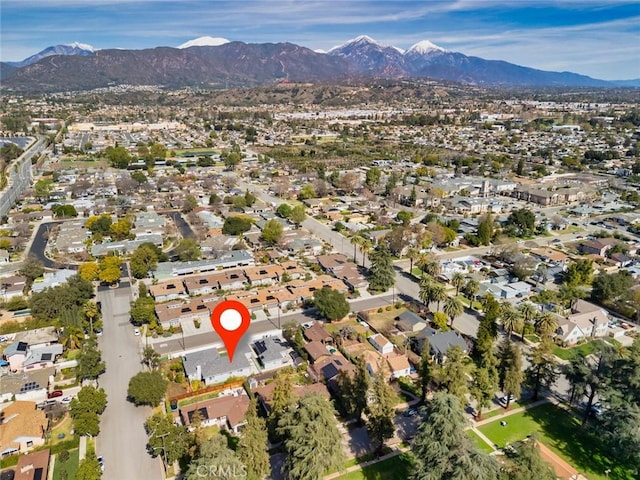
left=412, top=328, right=468, bottom=363
left=179, top=393, right=250, bottom=433
left=556, top=299, right=609, bottom=345
left=368, top=333, right=394, bottom=356
left=395, top=311, right=427, bottom=333
left=182, top=347, right=254, bottom=386
left=149, top=280, right=188, bottom=302
left=14, top=448, right=50, bottom=480
left=0, top=401, right=48, bottom=456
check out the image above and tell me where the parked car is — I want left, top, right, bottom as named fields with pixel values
left=133, top=327, right=140, bottom=336
left=97, top=456, right=105, bottom=472
left=48, top=390, right=63, bottom=398
left=95, top=328, right=103, bottom=336
left=403, top=408, right=418, bottom=417
left=498, top=394, right=516, bottom=405
left=61, top=397, right=73, bottom=404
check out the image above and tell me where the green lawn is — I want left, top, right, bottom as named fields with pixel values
left=53, top=448, right=79, bottom=480
left=478, top=403, right=634, bottom=480
left=552, top=339, right=607, bottom=361
left=337, top=453, right=414, bottom=480
left=466, top=430, right=494, bottom=453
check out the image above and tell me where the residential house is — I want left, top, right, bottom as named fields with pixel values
left=242, top=265, right=284, bottom=286
left=182, top=348, right=254, bottom=386
left=31, top=270, right=76, bottom=293
left=155, top=296, right=219, bottom=328
left=303, top=341, right=332, bottom=362
left=253, top=382, right=330, bottom=415
left=412, top=328, right=468, bottom=363
left=555, top=299, right=609, bottom=345
left=579, top=238, right=620, bottom=257
left=0, top=401, right=48, bottom=456
left=0, top=367, right=52, bottom=402
left=0, top=275, right=28, bottom=301
left=14, top=328, right=58, bottom=350
left=133, top=211, right=166, bottom=239
left=368, top=334, right=394, bottom=356
left=252, top=336, right=295, bottom=371
left=3, top=341, right=28, bottom=371
left=395, top=311, right=427, bottom=333
left=303, top=322, right=333, bottom=344
left=309, top=353, right=356, bottom=387
left=22, top=345, right=63, bottom=371
left=386, top=354, right=411, bottom=380
left=0, top=249, right=9, bottom=263
left=14, top=448, right=50, bottom=480
left=149, top=280, right=188, bottom=302
left=154, top=251, right=255, bottom=278
left=179, top=393, right=250, bottom=433
left=55, top=220, right=88, bottom=253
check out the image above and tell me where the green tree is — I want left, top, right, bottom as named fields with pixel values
left=77, top=343, right=106, bottom=383
left=142, top=345, right=160, bottom=370
left=443, top=295, right=464, bottom=328
left=477, top=213, right=494, bottom=245
left=470, top=361, right=497, bottom=420
left=451, top=272, right=465, bottom=297
left=52, top=204, right=78, bottom=218
left=185, top=434, right=246, bottom=480
left=131, top=170, right=148, bottom=184
left=298, top=184, right=316, bottom=200
left=76, top=451, right=102, bottom=480
left=289, top=204, right=307, bottom=226
left=182, top=194, right=198, bottom=213
left=70, top=386, right=107, bottom=437
left=276, top=204, right=292, bottom=218
left=418, top=342, right=433, bottom=402
left=368, top=243, right=395, bottom=292
left=411, top=393, right=499, bottom=480
left=502, top=436, right=556, bottom=480
left=261, top=219, right=284, bottom=245
left=222, top=216, right=252, bottom=235
left=462, top=278, right=480, bottom=306
left=438, top=345, right=468, bottom=402
left=34, top=179, right=54, bottom=201
left=534, top=313, right=558, bottom=340
left=367, top=364, right=397, bottom=455
left=524, top=338, right=557, bottom=401
left=268, top=374, right=295, bottom=435
left=501, top=304, right=523, bottom=338
left=506, top=208, right=536, bottom=237
left=86, top=214, right=113, bottom=237
left=564, top=258, right=594, bottom=286
left=498, top=339, right=523, bottom=409
left=144, top=412, right=191, bottom=470
left=19, top=257, right=44, bottom=290
left=278, top=393, right=345, bottom=480
left=104, top=145, right=131, bottom=168
left=396, top=210, right=413, bottom=226
left=365, top=166, right=381, bottom=188
left=175, top=238, right=201, bottom=261
left=127, top=371, right=168, bottom=407
left=237, top=398, right=270, bottom=480
left=130, top=243, right=160, bottom=279
left=130, top=296, right=157, bottom=326
left=313, top=287, right=349, bottom=321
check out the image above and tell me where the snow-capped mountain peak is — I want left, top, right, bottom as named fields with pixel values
left=328, top=35, right=384, bottom=52
left=65, top=42, right=96, bottom=52
left=406, top=40, right=447, bottom=55
left=178, top=36, right=230, bottom=49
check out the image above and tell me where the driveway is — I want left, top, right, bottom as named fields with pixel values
left=97, top=282, right=163, bottom=480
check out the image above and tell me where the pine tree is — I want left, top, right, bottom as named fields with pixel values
left=418, top=341, right=433, bottom=402
left=438, top=345, right=468, bottom=403
left=368, top=243, right=395, bottom=292
left=470, top=356, right=498, bottom=420
left=367, top=363, right=397, bottom=455
left=237, top=398, right=270, bottom=480
left=278, top=393, right=345, bottom=480
left=498, top=339, right=523, bottom=409
left=524, top=338, right=558, bottom=401
left=411, top=393, right=499, bottom=480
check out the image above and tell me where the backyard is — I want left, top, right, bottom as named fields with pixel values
left=477, top=403, right=635, bottom=480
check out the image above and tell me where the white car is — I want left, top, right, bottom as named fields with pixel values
left=97, top=456, right=105, bottom=472
left=61, top=397, right=73, bottom=404
left=134, top=327, right=140, bottom=336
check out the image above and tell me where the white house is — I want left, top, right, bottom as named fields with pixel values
left=368, top=334, right=394, bottom=355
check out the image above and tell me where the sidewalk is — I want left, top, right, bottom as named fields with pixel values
left=473, top=397, right=551, bottom=427
left=79, top=436, right=87, bottom=461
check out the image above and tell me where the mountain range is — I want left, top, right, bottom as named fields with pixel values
left=1, top=35, right=638, bottom=92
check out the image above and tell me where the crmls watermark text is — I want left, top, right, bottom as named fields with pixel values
left=196, top=465, right=248, bottom=478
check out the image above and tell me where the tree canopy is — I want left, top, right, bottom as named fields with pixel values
left=313, top=287, right=350, bottom=321
left=127, top=371, right=168, bottom=407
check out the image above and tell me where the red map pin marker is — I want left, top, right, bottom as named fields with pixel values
left=211, top=300, right=251, bottom=362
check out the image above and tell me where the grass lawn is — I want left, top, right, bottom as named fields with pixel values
left=178, top=391, right=219, bottom=408
left=552, top=339, right=607, bottom=361
left=478, top=403, right=634, bottom=480
left=49, top=415, right=74, bottom=446
left=525, top=334, right=540, bottom=343
left=337, top=453, right=414, bottom=480
left=53, top=448, right=79, bottom=480
left=366, top=306, right=407, bottom=333
left=466, top=430, right=494, bottom=453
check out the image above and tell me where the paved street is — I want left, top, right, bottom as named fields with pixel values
left=97, top=282, right=163, bottom=480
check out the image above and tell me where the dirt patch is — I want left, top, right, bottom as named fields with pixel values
left=537, top=441, right=583, bottom=480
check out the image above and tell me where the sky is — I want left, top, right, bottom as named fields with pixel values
left=1, top=0, right=639, bottom=80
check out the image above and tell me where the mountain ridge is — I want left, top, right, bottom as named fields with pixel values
left=2, top=35, right=638, bottom=91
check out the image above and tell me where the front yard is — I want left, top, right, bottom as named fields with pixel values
left=552, top=339, right=609, bottom=361
left=337, top=452, right=414, bottom=480
left=53, top=448, right=79, bottom=480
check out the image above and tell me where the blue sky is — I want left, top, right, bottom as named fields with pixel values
left=1, top=0, right=639, bottom=80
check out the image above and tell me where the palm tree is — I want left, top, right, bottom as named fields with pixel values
left=431, top=283, right=447, bottom=312
left=83, top=301, right=99, bottom=335
left=424, top=260, right=441, bottom=278
left=443, top=296, right=464, bottom=329
left=451, top=272, right=465, bottom=297
left=501, top=306, right=523, bottom=339
left=350, top=235, right=363, bottom=264
left=407, top=247, right=419, bottom=274
left=416, top=253, right=431, bottom=278
left=518, top=302, right=537, bottom=340
left=60, top=326, right=84, bottom=350
left=535, top=313, right=558, bottom=339
left=462, top=279, right=480, bottom=308
left=419, top=278, right=434, bottom=308
left=360, top=237, right=373, bottom=268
